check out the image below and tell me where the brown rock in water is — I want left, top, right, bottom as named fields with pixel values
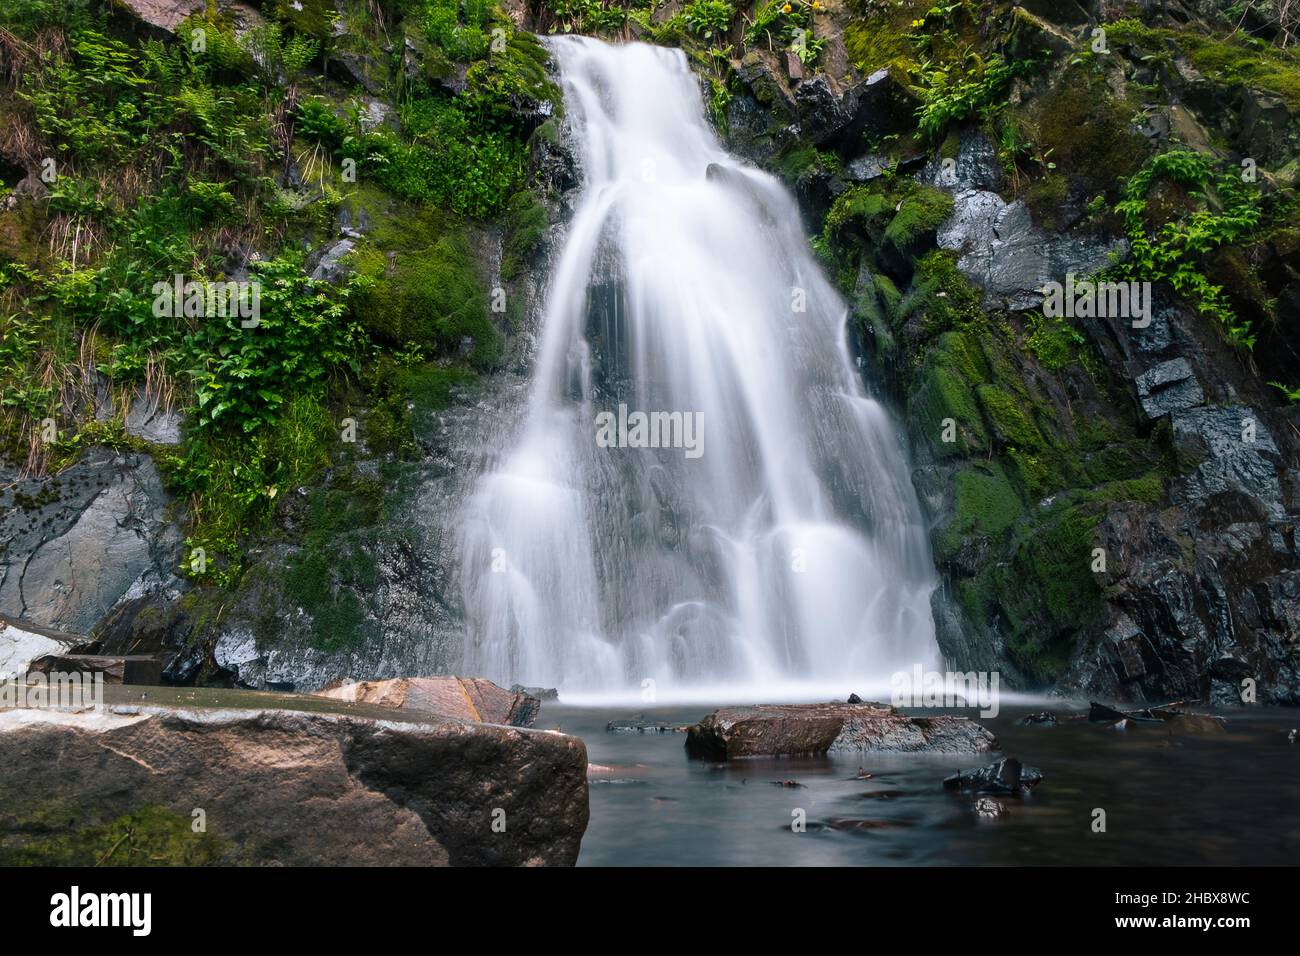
left=684, top=701, right=998, bottom=759
left=315, top=676, right=541, bottom=727
left=0, top=697, right=587, bottom=866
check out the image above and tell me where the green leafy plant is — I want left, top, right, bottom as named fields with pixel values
left=913, top=52, right=1039, bottom=138
left=684, top=0, right=734, bottom=39
left=1112, top=149, right=1262, bottom=350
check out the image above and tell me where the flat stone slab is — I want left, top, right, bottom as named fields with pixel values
left=0, top=686, right=587, bottom=866
left=313, top=676, right=540, bottom=728
left=684, top=701, right=999, bottom=759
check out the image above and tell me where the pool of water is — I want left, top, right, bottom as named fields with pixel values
left=537, top=702, right=1300, bottom=866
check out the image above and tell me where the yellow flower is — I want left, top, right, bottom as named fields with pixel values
left=782, top=3, right=792, bottom=11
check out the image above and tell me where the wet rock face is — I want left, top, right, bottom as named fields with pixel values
left=684, top=702, right=998, bottom=759
left=0, top=448, right=183, bottom=635
left=0, top=700, right=588, bottom=866
left=932, top=135, right=1128, bottom=310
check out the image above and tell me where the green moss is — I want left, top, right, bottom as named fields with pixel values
left=824, top=185, right=895, bottom=242
left=936, top=329, right=989, bottom=384
left=0, top=805, right=226, bottom=866
left=401, top=363, right=477, bottom=430
left=908, top=250, right=983, bottom=335
left=356, top=230, right=502, bottom=369
left=976, top=383, right=1043, bottom=449
left=271, top=0, right=338, bottom=38
left=1003, top=503, right=1106, bottom=680
left=1022, top=173, right=1069, bottom=230
left=883, top=186, right=954, bottom=254
left=1024, top=310, right=1083, bottom=371
left=843, top=0, right=930, bottom=73
left=280, top=471, right=389, bottom=652
left=913, top=363, right=987, bottom=456
left=501, top=189, right=547, bottom=281
left=1088, top=472, right=1165, bottom=505
left=772, top=141, right=836, bottom=185
left=936, top=461, right=1024, bottom=559
left=1030, top=68, right=1149, bottom=198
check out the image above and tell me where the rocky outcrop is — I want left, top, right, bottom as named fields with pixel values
left=0, top=448, right=184, bottom=635
left=0, top=690, right=588, bottom=865
left=113, top=0, right=263, bottom=35
left=0, top=620, right=78, bottom=675
left=684, top=701, right=998, bottom=759
left=314, top=676, right=541, bottom=727
left=731, top=0, right=1300, bottom=707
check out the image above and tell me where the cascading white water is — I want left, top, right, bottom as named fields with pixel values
left=458, top=36, right=942, bottom=702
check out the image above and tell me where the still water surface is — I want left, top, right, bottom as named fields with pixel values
left=539, top=703, right=1300, bottom=866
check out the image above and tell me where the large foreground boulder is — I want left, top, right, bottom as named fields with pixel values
left=0, top=690, right=587, bottom=866
left=684, top=701, right=998, bottom=759
left=314, top=676, right=541, bottom=727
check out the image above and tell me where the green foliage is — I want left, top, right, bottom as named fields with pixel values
left=167, top=394, right=336, bottom=585
left=824, top=185, right=895, bottom=243
left=745, top=0, right=813, bottom=49
left=425, top=0, right=492, bottom=62
left=19, top=30, right=153, bottom=161
left=463, top=30, right=561, bottom=134
left=241, top=21, right=320, bottom=83
left=684, top=1, right=735, bottom=39
left=349, top=92, right=525, bottom=217
left=1025, top=312, right=1085, bottom=372
left=913, top=52, right=1039, bottom=138
left=1268, top=381, right=1300, bottom=402
left=545, top=0, right=635, bottom=34
left=1112, top=149, right=1262, bottom=350
left=188, top=250, right=365, bottom=434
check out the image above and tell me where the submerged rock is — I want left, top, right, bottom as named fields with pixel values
left=974, top=797, right=1008, bottom=818
left=1018, top=711, right=1058, bottom=727
left=943, top=757, right=1044, bottom=795
left=684, top=701, right=998, bottom=759
left=1089, top=700, right=1227, bottom=734
left=606, top=714, right=679, bottom=734
left=0, top=691, right=588, bottom=865
left=314, top=676, right=540, bottom=728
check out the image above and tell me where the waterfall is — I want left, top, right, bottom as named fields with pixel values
left=457, top=36, right=942, bottom=702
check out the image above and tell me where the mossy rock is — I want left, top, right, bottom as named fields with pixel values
left=936, top=460, right=1024, bottom=561
left=271, top=0, right=339, bottom=39
left=883, top=186, right=954, bottom=261
left=1004, top=503, right=1105, bottom=679
left=1028, top=67, right=1150, bottom=199
left=912, top=363, right=988, bottom=457
left=354, top=231, right=502, bottom=369
left=501, top=188, right=548, bottom=281
left=0, top=197, right=48, bottom=265
left=976, top=383, right=1044, bottom=449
